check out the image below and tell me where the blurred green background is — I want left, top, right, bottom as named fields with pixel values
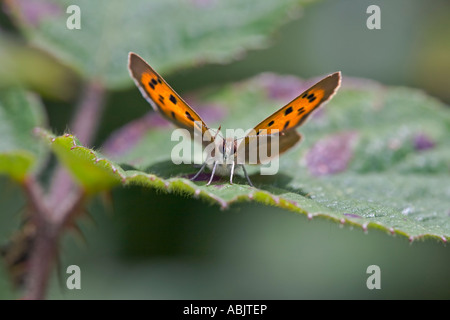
left=1, top=0, right=449, bottom=299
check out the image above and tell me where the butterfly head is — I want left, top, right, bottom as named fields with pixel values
left=218, top=137, right=238, bottom=164
left=208, top=126, right=236, bottom=164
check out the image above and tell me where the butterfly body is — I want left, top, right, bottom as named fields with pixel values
left=198, top=136, right=249, bottom=185
left=208, top=162, right=235, bottom=178
left=128, top=52, right=341, bottom=187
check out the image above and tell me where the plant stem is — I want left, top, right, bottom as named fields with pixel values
left=21, top=176, right=55, bottom=300
left=22, top=80, right=106, bottom=299
left=70, top=80, right=106, bottom=147
left=48, top=81, right=105, bottom=212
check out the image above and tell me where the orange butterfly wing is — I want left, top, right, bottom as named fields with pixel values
left=253, top=72, right=341, bottom=133
left=237, top=72, right=341, bottom=164
left=128, top=52, right=213, bottom=143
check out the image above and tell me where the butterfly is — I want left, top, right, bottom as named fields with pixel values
left=128, top=52, right=341, bottom=187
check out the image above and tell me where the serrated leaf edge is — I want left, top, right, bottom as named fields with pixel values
left=35, top=129, right=449, bottom=245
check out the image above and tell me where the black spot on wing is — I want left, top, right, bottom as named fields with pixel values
left=185, top=111, right=194, bottom=121
left=284, top=106, right=293, bottom=116
left=169, top=94, right=177, bottom=104
left=158, top=94, right=165, bottom=105
left=297, top=107, right=305, bottom=114
left=283, top=120, right=290, bottom=130
left=171, top=111, right=176, bottom=119
left=268, top=120, right=275, bottom=127
left=151, top=78, right=158, bottom=85
left=148, top=82, right=155, bottom=90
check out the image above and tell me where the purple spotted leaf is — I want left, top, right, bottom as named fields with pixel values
left=39, top=72, right=450, bottom=243
left=413, top=132, right=435, bottom=151
left=103, top=112, right=172, bottom=157
left=305, top=131, right=358, bottom=176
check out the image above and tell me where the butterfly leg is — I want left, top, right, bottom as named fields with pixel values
left=229, top=162, right=235, bottom=184
left=241, top=165, right=254, bottom=187
left=206, top=161, right=218, bottom=186
left=190, top=160, right=208, bottom=181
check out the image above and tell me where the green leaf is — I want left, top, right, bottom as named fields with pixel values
left=0, top=89, right=47, bottom=181
left=40, top=74, right=450, bottom=242
left=0, top=34, right=76, bottom=100
left=8, top=0, right=309, bottom=89
left=35, top=130, right=123, bottom=194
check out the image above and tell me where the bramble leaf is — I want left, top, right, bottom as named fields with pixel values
left=39, top=74, right=450, bottom=242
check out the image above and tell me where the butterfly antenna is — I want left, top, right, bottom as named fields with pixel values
left=204, top=124, right=223, bottom=140
left=213, top=125, right=222, bottom=140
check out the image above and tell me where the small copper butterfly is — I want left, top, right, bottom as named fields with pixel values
left=128, top=52, right=341, bottom=186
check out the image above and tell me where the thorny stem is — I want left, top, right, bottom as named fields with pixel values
left=48, top=81, right=105, bottom=212
left=22, top=81, right=106, bottom=300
